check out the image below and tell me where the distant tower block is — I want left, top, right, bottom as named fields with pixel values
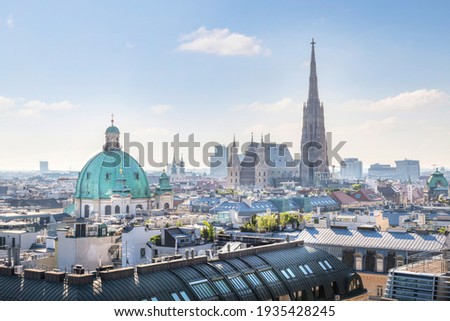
left=40, top=161, right=49, bottom=174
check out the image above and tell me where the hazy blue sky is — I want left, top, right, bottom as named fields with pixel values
left=0, top=1, right=449, bottom=171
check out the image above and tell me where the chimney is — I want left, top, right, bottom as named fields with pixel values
left=7, top=247, right=12, bottom=267
left=12, top=247, right=20, bottom=267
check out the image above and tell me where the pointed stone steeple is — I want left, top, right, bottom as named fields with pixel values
left=180, top=153, right=185, bottom=175
left=300, top=38, right=329, bottom=187
left=308, top=38, right=319, bottom=102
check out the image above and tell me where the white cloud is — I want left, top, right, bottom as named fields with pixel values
left=16, top=108, right=42, bottom=118
left=125, top=42, right=135, bottom=49
left=0, top=96, right=77, bottom=117
left=0, top=96, right=15, bottom=110
left=6, top=15, right=14, bottom=29
left=177, top=26, right=271, bottom=56
left=342, top=89, right=450, bottom=112
left=135, top=127, right=170, bottom=137
left=231, top=97, right=300, bottom=113
left=149, top=104, right=174, bottom=115
left=337, top=116, right=398, bottom=135
left=23, top=100, right=76, bottom=111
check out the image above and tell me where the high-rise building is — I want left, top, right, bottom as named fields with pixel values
left=340, top=158, right=363, bottom=180
left=209, top=145, right=228, bottom=178
left=395, top=159, right=420, bottom=181
left=368, top=163, right=396, bottom=179
left=39, top=161, right=49, bottom=174
left=300, top=39, right=329, bottom=186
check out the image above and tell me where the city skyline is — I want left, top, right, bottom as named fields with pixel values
left=0, top=1, right=449, bottom=171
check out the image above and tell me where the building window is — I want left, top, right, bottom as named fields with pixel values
left=106, top=173, right=111, bottom=180
left=135, top=173, right=139, bottom=180
left=0, top=237, right=5, bottom=247
left=303, top=264, right=313, bottom=274
left=170, top=292, right=181, bottom=301
left=396, top=256, right=404, bottom=267
left=377, top=286, right=384, bottom=297
left=280, top=268, right=296, bottom=279
left=179, top=291, right=190, bottom=301
left=189, top=280, right=216, bottom=300
left=170, top=291, right=190, bottom=301
left=140, top=248, right=145, bottom=259
left=228, top=276, right=252, bottom=295
left=105, top=205, right=111, bottom=215
left=318, top=262, right=327, bottom=271
left=376, top=256, right=384, bottom=273
left=299, top=265, right=309, bottom=275
left=86, top=172, right=91, bottom=179
left=115, top=205, right=120, bottom=214
left=213, top=279, right=232, bottom=295
left=259, top=269, right=280, bottom=284
left=324, top=260, right=333, bottom=270
left=246, top=273, right=262, bottom=287
left=355, top=256, right=363, bottom=271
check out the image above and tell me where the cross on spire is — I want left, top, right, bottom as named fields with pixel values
left=111, top=114, right=114, bottom=126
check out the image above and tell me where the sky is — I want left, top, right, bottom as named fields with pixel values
left=0, top=0, right=449, bottom=171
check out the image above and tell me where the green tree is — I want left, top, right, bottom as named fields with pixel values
left=201, top=227, right=209, bottom=239
left=438, top=227, right=447, bottom=235
left=203, top=221, right=215, bottom=241
left=352, top=183, right=362, bottom=191
left=149, top=234, right=161, bottom=246
left=280, top=212, right=300, bottom=228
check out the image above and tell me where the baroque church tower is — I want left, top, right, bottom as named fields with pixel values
left=300, top=39, right=329, bottom=186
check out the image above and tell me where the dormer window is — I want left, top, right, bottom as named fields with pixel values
left=106, top=173, right=111, bottom=180
left=86, top=172, right=91, bottom=179
left=135, top=173, right=139, bottom=180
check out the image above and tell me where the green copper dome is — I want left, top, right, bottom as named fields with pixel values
left=75, top=151, right=150, bottom=199
left=105, top=125, right=120, bottom=134
left=156, top=171, right=172, bottom=195
left=427, top=169, right=448, bottom=189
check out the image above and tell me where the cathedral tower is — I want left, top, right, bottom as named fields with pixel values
left=300, top=39, right=329, bottom=186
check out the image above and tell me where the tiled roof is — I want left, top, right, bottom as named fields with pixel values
left=330, top=191, right=358, bottom=206
left=298, top=227, right=447, bottom=252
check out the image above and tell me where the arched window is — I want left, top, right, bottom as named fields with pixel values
left=355, top=252, right=363, bottom=270
left=115, top=205, right=120, bottom=214
left=126, top=205, right=130, bottom=214
left=376, top=254, right=384, bottom=273
left=136, top=204, right=143, bottom=210
left=84, top=205, right=90, bottom=218
left=365, top=250, right=376, bottom=272
left=105, top=205, right=111, bottom=215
